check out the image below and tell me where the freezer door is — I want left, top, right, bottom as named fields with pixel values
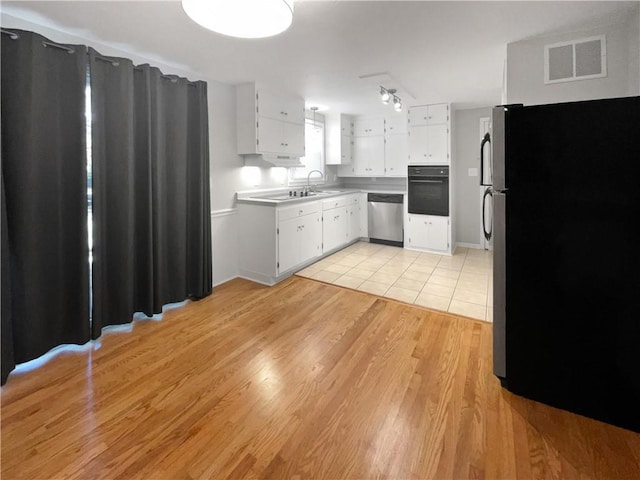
left=492, top=191, right=506, bottom=380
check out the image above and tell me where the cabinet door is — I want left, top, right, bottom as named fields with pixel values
left=408, top=125, right=428, bottom=164
left=300, top=212, right=322, bottom=263
left=259, top=91, right=304, bottom=124
left=354, top=136, right=371, bottom=175
left=406, top=214, right=449, bottom=251
left=406, top=214, right=430, bottom=249
left=340, top=115, right=353, bottom=135
left=348, top=205, right=360, bottom=241
left=359, top=193, right=368, bottom=237
left=281, top=96, right=305, bottom=124
left=426, top=104, right=449, bottom=124
left=354, top=117, right=385, bottom=137
left=257, top=116, right=283, bottom=154
left=426, top=124, right=448, bottom=164
left=340, top=134, right=353, bottom=164
left=338, top=163, right=355, bottom=177
left=278, top=217, right=300, bottom=274
left=354, top=136, right=385, bottom=176
left=427, top=216, right=449, bottom=251
left=386, top=115, right=407, bottom=134
left=283, top=121, right=305, bottom=156
left=385, top=133, right=408, bottom=176
left=323, top=207, right=348, bottom=253
left=408, top=106, right=429, bottom=126
left=368, top=136, right=386, bottom=176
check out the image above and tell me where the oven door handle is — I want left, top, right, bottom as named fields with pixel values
left=409, top=179, right=444, bottom=183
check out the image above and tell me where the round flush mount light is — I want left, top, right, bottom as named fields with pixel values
left=181, top=0, right=294, bottom=39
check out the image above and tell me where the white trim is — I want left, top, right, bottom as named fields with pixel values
left=213, top=275, right=240, bottom=288
left=211, top=208, right=238, bottom=218
left=456, top=242, right=486, bottom=250
left=544, top=34, right=607, bottom=84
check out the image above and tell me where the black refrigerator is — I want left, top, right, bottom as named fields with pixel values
left=482, top=96, right=640, bottom=433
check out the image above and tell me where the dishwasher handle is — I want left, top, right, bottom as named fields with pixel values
left=367, top=193, right=404, bottom=204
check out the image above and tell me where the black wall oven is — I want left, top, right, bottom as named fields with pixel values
left=407, top=165, right=449, bottom=216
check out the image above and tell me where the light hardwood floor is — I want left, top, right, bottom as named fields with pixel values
left=2, top=277, right=639, bottom=479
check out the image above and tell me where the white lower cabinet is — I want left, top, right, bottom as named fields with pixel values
left=348, top=203, right=360, bottom=241
left=238, top=201, right=322, bottom=285
left=405, top=214, right=449, bottom=252
left=278, top=204, right=322, bottom=274
left=322, top=197, right=350, bottom=253
left=238, top=194, right=366, bottom=285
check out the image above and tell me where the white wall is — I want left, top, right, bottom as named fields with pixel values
left=453, top=107, right=492, bottom=248
left=506, top=7, right=640, bottom=105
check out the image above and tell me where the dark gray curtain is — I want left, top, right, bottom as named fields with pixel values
left=1, top=29, right=90, bottom=384
left=90, top=50, right=211, bottom=338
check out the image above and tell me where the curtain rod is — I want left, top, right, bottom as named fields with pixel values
left=42, top=41, right=75, bottom=54
left=1, top=28, right=19, bottom=40
left=2, top=28, right=200, bottom=85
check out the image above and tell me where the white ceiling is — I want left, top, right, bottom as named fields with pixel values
left=2, top=1, right=637, bottom=115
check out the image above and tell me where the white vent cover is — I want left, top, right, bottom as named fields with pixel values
left=544, top=35, right=607, bottom=84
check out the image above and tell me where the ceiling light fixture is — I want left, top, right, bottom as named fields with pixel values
left=380, top=86, right=391, bottom=104
left=380, top=86, right=402, bottom=112
left=393, top=95, right=402, bottom=112
left=181, top=0, right=294, bottom=39
left=310, top=106, right=320, bottom=130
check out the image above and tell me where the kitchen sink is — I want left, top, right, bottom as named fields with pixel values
left=249, top=189, right=345, bottom=202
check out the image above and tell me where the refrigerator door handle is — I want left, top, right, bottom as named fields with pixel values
left=482, top=187, right=493, bottom=241
left=480, top=132, right=491, bottom=186
left=492, top=191, right=507, bottom=381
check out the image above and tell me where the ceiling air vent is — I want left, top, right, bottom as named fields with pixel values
left=544, top=35, right=607, bottom=84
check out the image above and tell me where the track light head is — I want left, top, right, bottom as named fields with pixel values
left=393, top=95, right=402, bottom=112
left=380, top=86, right=390, bottom=104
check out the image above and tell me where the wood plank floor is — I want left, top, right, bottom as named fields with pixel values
left=2, top=276, right=639, bottom=479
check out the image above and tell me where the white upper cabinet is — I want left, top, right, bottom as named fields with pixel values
left=408, top=103, right=450, bottom=165
left=326, top=113, right=354, bottom=166
left=354, top=117, right=385, bottom=137
left=408, top=103, right=449, bottom=126
left=385, top=132, right=408, bottom=177
left=258, top=91, right=305, bottom=125
left=236, top=82, right=305, bottom=160
left=385, top=115, right=408, bottom=134
left=354, top=135, right=385, bottom=176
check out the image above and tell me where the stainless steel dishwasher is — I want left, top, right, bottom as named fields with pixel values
left=367, top=193, right=404, bottom=247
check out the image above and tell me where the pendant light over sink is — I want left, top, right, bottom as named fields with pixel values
left=181, top=0, right=294, bottom=39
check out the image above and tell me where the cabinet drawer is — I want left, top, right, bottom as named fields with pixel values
left=278, top=201, right=321, bottom=221
left=322, top=195, right=351, bottom=210
left=347, top=194, right=360, bottom=205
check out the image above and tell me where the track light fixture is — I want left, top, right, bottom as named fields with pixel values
left=380, top=86, right=402, bottom=112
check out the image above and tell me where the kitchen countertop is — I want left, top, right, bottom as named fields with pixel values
left=237, top=186, right=407, bottom=206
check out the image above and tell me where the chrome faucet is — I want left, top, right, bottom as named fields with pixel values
left=306, top=169, right=324, bottom=194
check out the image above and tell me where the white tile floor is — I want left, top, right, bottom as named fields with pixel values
left=296, top=241, right=493, bottom=322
